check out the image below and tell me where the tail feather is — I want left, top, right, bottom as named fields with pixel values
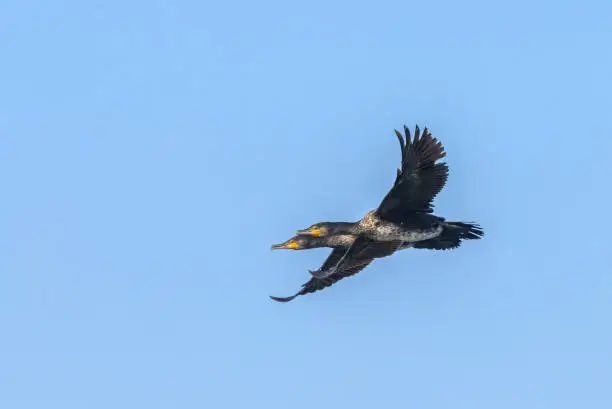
left=445, top=222, right=484, bottom=240
left=414, top=221, right=484, bottom=250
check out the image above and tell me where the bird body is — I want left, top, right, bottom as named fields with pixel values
left=338, top=209, right=445, bottom=243
left=269, top=218, right=483, bottom=301
left=295, top=125, right=470, bottom=279
left=270, top=124, right=484, bottom=301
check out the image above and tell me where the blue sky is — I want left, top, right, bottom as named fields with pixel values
left=1, top=0, right=611, bottom=407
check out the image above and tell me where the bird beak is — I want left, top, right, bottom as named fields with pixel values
left=296, top=228, right=321, bottom=237
left=270, top=240, right=299, bottom=250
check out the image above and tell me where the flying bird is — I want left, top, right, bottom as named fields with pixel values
left=297, top=125, right=483, bottom=279
left=269, top=235, right=404, bottom=302
left=269, top=223, right=483, bottom=302
left=270, top=124, right=484, bottom=301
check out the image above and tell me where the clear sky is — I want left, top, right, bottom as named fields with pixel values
left=1, top=0, right=611, bottom=408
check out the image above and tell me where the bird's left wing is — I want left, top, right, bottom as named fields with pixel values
left=376, top=125, right=449, bottom=224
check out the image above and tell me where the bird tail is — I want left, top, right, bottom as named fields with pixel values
left=444, top=221, right=484, bottom=240
left=413, top=221, right=484, bottom=250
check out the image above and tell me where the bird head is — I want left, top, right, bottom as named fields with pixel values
left=295, top=222, right=353, bottom=237
left=271, top=236, right=316, bottom=250
left=294, top=223, right=333, bottom=237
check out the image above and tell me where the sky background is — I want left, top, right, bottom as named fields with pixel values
left=1, top=0, right=611, bottom=407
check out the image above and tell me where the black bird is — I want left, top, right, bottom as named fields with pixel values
left=269, top=235, right=405, bottom=302
left=295, top=125, right=483, bottom=279
left=269, top=223, right=483, bottom=302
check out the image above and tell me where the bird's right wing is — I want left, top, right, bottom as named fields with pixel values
left=270, top=248, right=373, bottom=302
left=269, top=238, right=406, bottom=303
left=320, top=236, right=404, bottom=279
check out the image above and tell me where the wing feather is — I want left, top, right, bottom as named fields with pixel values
left=269, top=256, right=373, bottom=302
left=269, top=239, right=404, bottom=302
left=377, top=125, right=449, bottom=223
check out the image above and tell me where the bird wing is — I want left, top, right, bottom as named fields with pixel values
left=375, top=125, right=449, bottom=224
left=319, top=246, right=348, bottom=271
left=313, top=235, right=402, bottom=279
left=344, top=237, right=405, bottom=260
left=269, top=248, right=373, bottom=302
left=269, top=240, right=404, bottom=302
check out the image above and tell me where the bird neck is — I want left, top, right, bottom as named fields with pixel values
left=328, top=222, right=359, bottom=235
left=322, top=234, right=357, bottom=247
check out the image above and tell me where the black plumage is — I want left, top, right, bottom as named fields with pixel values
left=269, top=220, right=483, bottom=302
left=298, top=125, right=484, bottom=279
left=270, top=124, right=484, bottom=301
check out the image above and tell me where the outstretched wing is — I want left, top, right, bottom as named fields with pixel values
left=326, top=236, right=404, bottom=278
left=269, top=248, right=373, bottom=302
left=269, top=240, right=404, bottom=302
left=376, top=125, right=449, bottom=224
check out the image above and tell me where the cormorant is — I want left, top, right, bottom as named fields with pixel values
left=269, top=234, right=406, bottom=302
left=269, top=223, right=483, bottom=301
left=295, top=125, right=483, bottom=279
